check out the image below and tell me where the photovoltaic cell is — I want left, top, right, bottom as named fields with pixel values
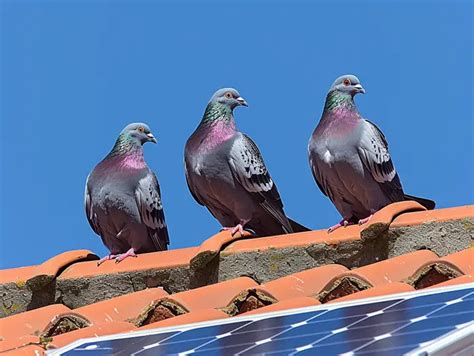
left=50, top=284, right=474, bottom=356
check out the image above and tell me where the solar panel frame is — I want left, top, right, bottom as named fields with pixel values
left=48, top=283, right=474, bottom=356
left=406, top=322, right=473, bottom=356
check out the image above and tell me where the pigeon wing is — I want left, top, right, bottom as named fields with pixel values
left=184, top=159, right=205, bottom=206
left=135, top=171, right=169, bottom=250
left=357, top=119, right=404, bottom=201
left=84, top=175, right=102, bottom=237
left=228, top=134, right=292, bottom=233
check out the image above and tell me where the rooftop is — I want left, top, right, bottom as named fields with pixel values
left=0, top=202, right=472, bottom=354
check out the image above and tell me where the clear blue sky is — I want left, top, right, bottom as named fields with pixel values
left=1, top=1, right=472, bottom=269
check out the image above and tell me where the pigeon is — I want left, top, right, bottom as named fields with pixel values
left=85, top=123, right=169, bottom=265
left=185, top=88, right=308, bottom=237
left=308, top=75, right=435, bottom=232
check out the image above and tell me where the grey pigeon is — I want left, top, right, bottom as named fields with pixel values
left=85, top=123, right=169, bottom=265
left=185, top=88, right=308, bottom=237
left=308, top=75, right=435, bottom=232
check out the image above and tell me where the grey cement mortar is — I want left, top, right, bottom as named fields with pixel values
left=56, top=267, right=190, bottom=309
left=386, top=218, right=474, bottom=258
left=219, top=247, right=320, bottom=283
left=0, top=283, right=32, bottom=318
left=218, top=219, right=473, bottom=284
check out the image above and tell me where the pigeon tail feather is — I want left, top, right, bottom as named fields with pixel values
left=288, top=218, right=311, bottom=233
left=403, top=194, right=436, bottom=210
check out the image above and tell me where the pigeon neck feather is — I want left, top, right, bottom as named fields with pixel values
left=324, top=90, right=359, bottom=115
left=107, top=134, right=147, bottom=169
left=198, top=102, right=237, bottom=149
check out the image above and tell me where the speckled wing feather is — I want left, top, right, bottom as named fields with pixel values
left=357, top=119, right=403, bottom=201
left=228, top=133, right=293, bottom=233
left=135, top=171, right=169, bottom=250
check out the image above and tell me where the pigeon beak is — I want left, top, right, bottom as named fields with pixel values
left=236, top=97, right=248, bottom=107
left=354, top=84, right=365, bottom=94
left=147, top=133, right=157, bottom=143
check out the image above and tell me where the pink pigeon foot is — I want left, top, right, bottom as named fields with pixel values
left=114, top=248, right=138, bottom=263
left=221, top=224, right=245, bottom=236
left=97, top=254, right=119, bottom=266
left=358, top=214, right=373, bottom=225
left=328, top=219, right=354, bottom=233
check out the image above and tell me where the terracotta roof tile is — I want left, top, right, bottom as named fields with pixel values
left=138, top=309, right=229, bottom=330
left=47, top=321, right=137, bottom=349
left=0, top=250, right=97, bottom=285
left=75, top=287, right=169, bottom=324
left=1, top=203, right=472, bottom=353
left=0, top=335, right=40, bottom=354
left=0, top=304, right=72, bottom=341
left=426, top=274, right=474, bottom=288
left=241, top=297, right=320, bottom=316
left=0, top=266, right=39, bottom=286
left=391, top=205, right=474, bottom=227
left=318, top=250, right=438, bottom=302
left=221, top=201, right=439, bottom=255
left=327, top=282, right=415, bottom=303
left=160, top=276, right=258, bottom=312
left=360, top=200, right=427, bottom=239
left=221, top=227, right=361, bottom=255
left=58, top=247, right=198, bottom=280
left=1, top=344, right=45, bottom=355
left=260, top=264, right=349, bottom=300
left=132, top=277, right=259, bottom=326
left=191, top=230, right=253, bottom=271
left=408, top=248, right=473, bottom=289
left=441, top=247, right=473, bottom=274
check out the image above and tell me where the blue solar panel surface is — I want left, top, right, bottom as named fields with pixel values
left=55, top=286, right=474, bottom=355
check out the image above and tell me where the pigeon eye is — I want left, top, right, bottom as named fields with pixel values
left=225, top=92, right=233, bottom=99
left=343, top=78, right=351, bottom=86
left=137, top=126, right=145, bottom=133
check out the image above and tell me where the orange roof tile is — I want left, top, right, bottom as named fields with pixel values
left=427, top=275, right=474, bottom=288
left=1, top=203, right=472, bottom=354
left=0, top=250, right=97, bottom=285
left=327, top=282, right=415, bottom=303
left=1, top=344, right=45, bottom=355
left=75, top=287, right=169, bottom=324
left=138, top=309, right=229, bottom=330
left=260, top=264, right=348, bottom=300
left=0, top=335, right=40, bottom=354
left=58, top=247, right=198, bottom=279
left=0, top=304, right=73, bottom=340
left=152, top=277, right=258, bottom=312
left=360, top=200, right=427, bottom=239
left=442, top=247, right=473, bottom=274
left=47, top=321, right=137, bottom=348
left=391, top=205, right=474, bottom=227
left=241, top=297, right=320, bottom=316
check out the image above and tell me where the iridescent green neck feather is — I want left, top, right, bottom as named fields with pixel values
left=108, top=133, right=143, bottom=158
left=324, top=90, right=357, bottom=112
left=200, top=101, right=233, bottom=126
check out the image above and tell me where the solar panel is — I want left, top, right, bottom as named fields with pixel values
left=49, top=284, right=474, bottom=355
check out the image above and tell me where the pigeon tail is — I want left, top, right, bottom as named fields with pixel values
left=288, top=218, right=311, bottom=233
left=403, top=194, right=436, bottom=210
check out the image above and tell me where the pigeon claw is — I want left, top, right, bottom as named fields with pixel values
left=358, top=214, right=373, bottom=225
left=328, top=219, right=353, bottom=233
left=97, top=254, right=119, bottom=266
left=221, top=224, right=245, bottom=237
left=114, top=248, right=138, bottom=264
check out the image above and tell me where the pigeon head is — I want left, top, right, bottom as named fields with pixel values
left=120, top=123, right=157, bottom=145
left=209, top=88, right=248, bottom=110
left=330, top=75, right=365, bottom=97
